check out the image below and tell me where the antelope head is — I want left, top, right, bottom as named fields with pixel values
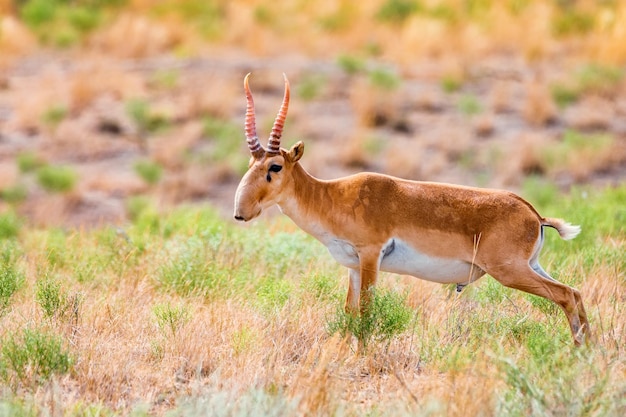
left=234, top=74, right=304, bottom=222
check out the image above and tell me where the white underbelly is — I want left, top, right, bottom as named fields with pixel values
left=379, top=239, right=474, bottom=283
left=325, top=237, right=477, bottom=284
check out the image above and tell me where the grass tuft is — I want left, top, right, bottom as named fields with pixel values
left=36, top=165, right=77, bottom=193
left=0, top=327, right=72, bottom=389
left=327, top=288, right=414, bottom=351
left=153, top=302, right=190, bottom=337
left=0, top=211, right=21, bottom=239
left=133, top=160, right=163, bottom=185
left=0, top=243, right=24, bottom=315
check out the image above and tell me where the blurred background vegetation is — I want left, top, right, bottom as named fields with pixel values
left=0, top=0, right=625, bottom=227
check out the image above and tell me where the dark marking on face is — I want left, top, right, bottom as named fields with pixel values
left=266, top=164, right=283, bottom=182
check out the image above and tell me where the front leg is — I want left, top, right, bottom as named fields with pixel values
left=345, top=268, right=360, bottom=314
left=358, top=248, right=381, bottom=314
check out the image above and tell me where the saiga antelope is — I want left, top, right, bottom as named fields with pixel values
left=233, top=74, right=590, bottom=346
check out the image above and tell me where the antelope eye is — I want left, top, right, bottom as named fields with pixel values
left=269, top=164, right=283, bottom=173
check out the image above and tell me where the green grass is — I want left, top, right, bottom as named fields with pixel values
left=0, top=184, right=28, bottom=205
left=368, top=67, right=401, bottom=90
left=551, top=63, right=624, bottom=107
left=125, top=98, right=171, bottom=134
left=0, top=212, right=21, bottom=239
left=133, top=160, right=163, bottom=185
left=18, top=0, right=116, bottom=47
left=41, top=105, right=67, bottom=128
left=376, top=0, right=422, bottom=24
left=153, top=302, right=190, bottom=337
left=526, top=130, right=615, bottom=179
left=36, top=165, right=77, bottom=193
left=202, top=116, right=249, bottom=174
left=0, top=327, right=72, bottom=389
left=336, top=54, right=367, bottom=75
left=327, top=288, right=414, bottom=351
left=16, top=152, right=45, bottom=174
left=0, top=243, right=24, bottom=316
left=457, top=93, right=483, bottom=115
left=297, top=73, right=327, bottom=101
left=441, top=75, right=463, bottom=93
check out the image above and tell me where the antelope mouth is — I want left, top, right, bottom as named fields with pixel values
left=233, top=208, right=261, bottom=222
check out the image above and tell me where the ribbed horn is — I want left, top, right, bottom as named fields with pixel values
left=244, top=73, right=264, bottom=158
left=267, top=73, right=290, bottom=154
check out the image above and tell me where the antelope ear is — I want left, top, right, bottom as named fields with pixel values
left=287, top=141, right=304, bottom=162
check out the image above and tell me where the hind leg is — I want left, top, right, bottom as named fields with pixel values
left=530, top=260, right=591, bottom=342
left=488, top=262, right=590, bottom=346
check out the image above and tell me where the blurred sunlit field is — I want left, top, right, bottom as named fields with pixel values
left=0, top=1, right=625, bottom=415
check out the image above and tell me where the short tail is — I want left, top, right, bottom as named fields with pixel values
left=542, top=218, right=581, bottom=240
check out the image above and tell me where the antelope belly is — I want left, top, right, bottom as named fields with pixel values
left=380, top=238, right=473, bottom=283
left=326, top=238, right=360, bottom=269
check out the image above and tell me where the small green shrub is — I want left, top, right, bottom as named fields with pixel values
left=18, top=0, right=109, bottom=47
left=428, top=4, right=458, bottom=23
left=153, top=0, right=225, bottom=40
left=551, top=64, right=623, bottom=106
left=35, top=276, right=67, bottom=319
left=301, top=273, right=340, bottom=302
left=475, top=277, right=512, bottom=305
left=327, top=288, right=414, bottom=350
left=376, top=0, right=422, bottom=23
left=0, top=245, right=24, bottom=315
left=0, top=327, right=72, bottom=388
left=318, top=4, right=353, bottom=32
left=153, top=302, right=190, bottom=336
left=0, top=212, right=21, bottom=239
left=457, top=94, right=482, bottom=115
left=231, top=325, right=256, bottom=355
left=0, top=184, right=28, bottom=204
left=253, top=5, right=273, bottom=25
left=368, top=67, right=401, bottom=90
left=134, top=160, right=163, bottom=185
left=576, top=63, right=624, bottom=95
left=297, top=74, right=326, bottom=101
left=551, top=83, right=580, bottom=108
left=36, top=165, right=77, bottom=193
left=41, top=105, right=67, bottom=127
left=19, top=0, right=57, bottom=28
left=202, top=116, right=241, bottom=161
left=337, top=54, right=366, bottom=75
left=0, top=396, right=39, bottom=417
left=552, top=10, right=595, bottom=37
left=441, top=75, right=463, bottom=93
left=66, top=402, right=117, bottom=417
left=67, top=6, right=101, bottom=33
left=540, top=130, right=614, bottom=177
left=151, top=69, right=179, bottom=90
left=126, top=196, right=155, bottom=222
left=156, top=237, right=225, bottom=297
left=126, top=98, right=170, bottom=133
left=35, top=270, right=81, bottom=324
left=255, top=276, right=293, bottom=313
left=17, top=152, right=45, bottom=173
